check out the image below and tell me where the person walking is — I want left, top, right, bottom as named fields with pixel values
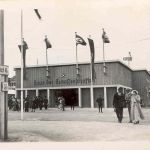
left=125, top=89, right=132, bottom=123
left=43, top=96, right=48, bottom=110
left=130, top=90, right=144, bottom=124
left=96, top=95, right=104, bottom=113
left=70, top=96, right=75, bottom=110
left=24, top=99, right=29, bottom=112
left=31, top=97, right=36, bottom=112
left=38, top=96, right=43, bottom=110
left=61, top=96, right=65, bottom=111
left=24, top=95, right=30, bottom=112
left=15, top=98, right=20, bottom=112
left=113, top=87, right=125, bottom=123
left=57, top=96, right=62, bottom=109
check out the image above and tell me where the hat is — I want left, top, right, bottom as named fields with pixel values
left=131, top=90, right=138, bottom=94
left=118, top=87, right=123, bottom=92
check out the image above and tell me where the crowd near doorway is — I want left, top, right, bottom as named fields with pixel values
left=54, top=88, right=78, bottom=106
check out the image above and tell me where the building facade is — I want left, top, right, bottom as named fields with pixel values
left=14, top=60, right=150, bottom=108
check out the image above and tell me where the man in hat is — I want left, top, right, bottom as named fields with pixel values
left=113, top=87, right=125, bottom=123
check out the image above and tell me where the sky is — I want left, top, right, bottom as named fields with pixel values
left=1, top=0, right=150, bottom=77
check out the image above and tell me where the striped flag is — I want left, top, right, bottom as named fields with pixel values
left=76, top=34, right=86, bottom=46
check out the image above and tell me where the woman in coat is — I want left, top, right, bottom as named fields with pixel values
left=130, top=90, right=144, bottom=124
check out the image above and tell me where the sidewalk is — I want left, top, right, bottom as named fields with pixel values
left=6, top=108, right=150, bottom=142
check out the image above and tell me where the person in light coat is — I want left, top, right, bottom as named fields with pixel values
left=125, top=89, right=132, bottom=123
left=130, top=90, right=144, bottom=124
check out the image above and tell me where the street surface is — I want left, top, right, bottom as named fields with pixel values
left=5, top=108, right=150, bottom=142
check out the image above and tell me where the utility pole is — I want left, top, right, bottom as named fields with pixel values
left=0, top=9, right=8, bottom=141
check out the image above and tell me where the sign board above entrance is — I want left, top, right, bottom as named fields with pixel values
left=0, top=65, right=9, bottom=75
left=123, top=57, right=132, bottom=61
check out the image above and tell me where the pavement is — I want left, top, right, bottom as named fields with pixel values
left=3, top=107, right=150, bottom=142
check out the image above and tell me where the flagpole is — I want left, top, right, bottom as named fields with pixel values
left=89, top=35, right=94, bottom=108
left=128, top=51, right=131, bottom=66
left=45, top=35, right=49, bottom=77
left=21, top=9, right=24, bottom=120
left=75, top=32, right=79, bottom=75
left=103, top=38, right=106, bottom=74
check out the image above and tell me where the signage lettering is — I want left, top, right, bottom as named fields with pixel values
left=34, top=78, right=91, bottom=86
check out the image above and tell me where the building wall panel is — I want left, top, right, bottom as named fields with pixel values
left=93, top=88, right=104, bottom=108
left=81, top=88, right=90, bottom=108
left=15, top=62, right=132, bottom=89
left=107, top=87, right=117, bottom=108
left=133, top=71, right=150, bottom=106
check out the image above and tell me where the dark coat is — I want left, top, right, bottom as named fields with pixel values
left=96, top=97, right=104, bottom=106
left=32, top=99, right=36, bottom=109
left=70, top=97, right=75, bottom=105
left=113, top=92, right=125, bottom=108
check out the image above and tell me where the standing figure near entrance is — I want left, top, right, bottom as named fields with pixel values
left=35, top=96, right=39, bottom=109
left=44, top=96, right=48, bottom=110
left=31, top=96, right=36, bottom=112
left=130, top=90, right=144, bottom=124
left=59, top=96, right=65, bottom=111
left=24, top=95, right=30, bottom=112
left=125, top=89, right=132, bottom=123
left=70, top=96, right=75, bottom=110
left=113, top=87, right=125, bottom=123
left=57, top=96, right=61, bottom=109
left=15, top=98, right=20, bottom=112
left=38, top=96, right=43, bottom=110
left=96, top=95, right=104, bottom=113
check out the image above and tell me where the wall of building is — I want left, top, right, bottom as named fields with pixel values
left=15, top=61, right=132, bottom=89
left=16, top=61, right=150, bottom=108
left=132, top=71, right=150, bottom=106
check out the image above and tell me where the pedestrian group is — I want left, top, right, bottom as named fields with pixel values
left=113, top=87, right=144, bottom=124
left=8, top=87, right=145, bottom=124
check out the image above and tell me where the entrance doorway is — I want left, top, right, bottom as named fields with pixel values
left=54, top=89, right=78, bottom=106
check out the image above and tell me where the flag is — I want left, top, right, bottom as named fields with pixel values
left=88, top=38, right=96, bottom=82
left=18, top=40, right=28, bottom=52
left=44, top=36, right=52, bottom=49
left=76, top=34, right=86, bottom=46
left=18, top=39, right=28, bottom=80
left=34, top=9, right=42, bottom=20
left=102, top=28, right=110, bottom=43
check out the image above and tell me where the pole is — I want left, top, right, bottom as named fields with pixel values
left=103, top=40, right=106, bottom=73
left=90, top=59, right=94, bottom=108
left=45, top=35, right=49, bottom=77
left=0, top=9, right=8, bottom=140
left=46, top=47, right=49, bottom=77
left=89, top=35, right=94, bottom=108
left=21, top=9, right=24, bottom=120
left=75, top=32, right=79, bottom=75
left=128, top=51, right=132, bottom=67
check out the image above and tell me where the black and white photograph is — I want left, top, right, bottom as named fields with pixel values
left=0, top=0, right=150, bottom=149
